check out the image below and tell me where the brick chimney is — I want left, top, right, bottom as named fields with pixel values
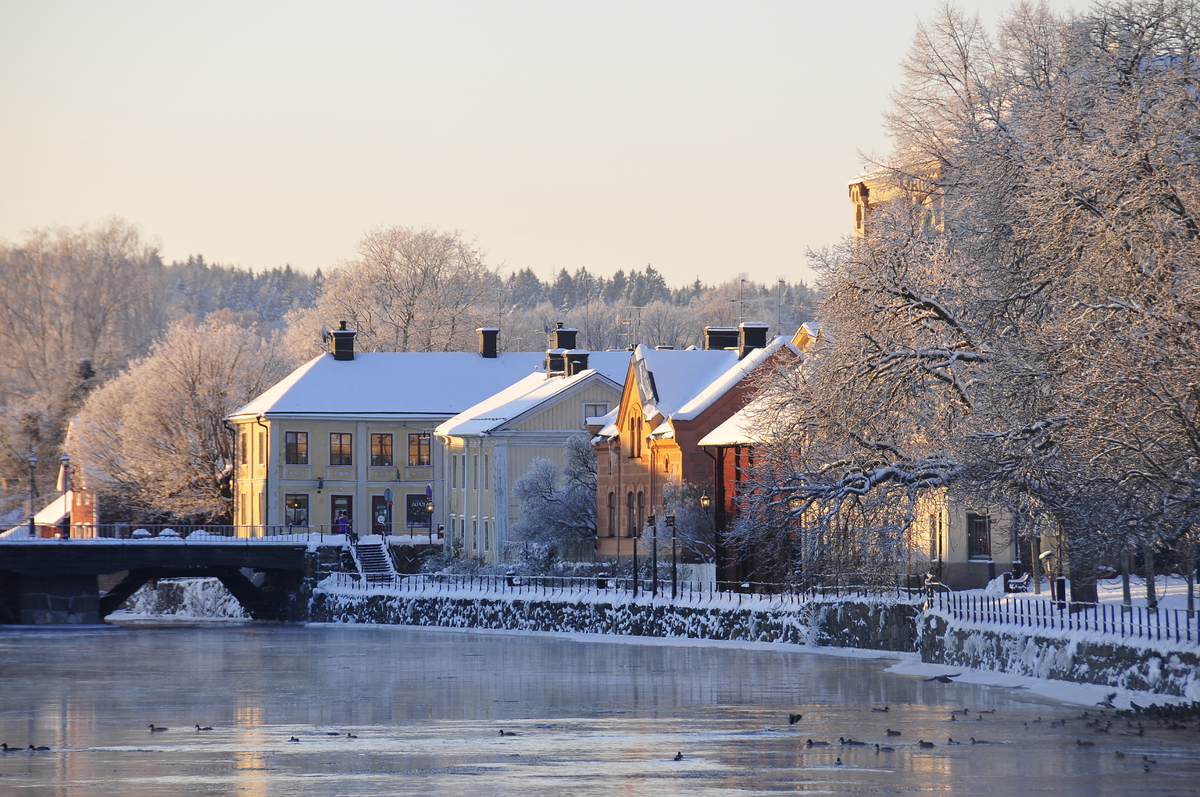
left=738, top=322, right=770, bottom=359
left=703, top=326, right=739, bottom=351
left=331, top=321, right=356, bottom=361
left=551, top=322, right=578, bottom=350
left=477, top=327, right=499, bottom=358
left=566, top=352, right=590, bottom=376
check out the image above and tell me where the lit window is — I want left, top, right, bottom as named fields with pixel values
left=285, top=494, right=309, bottom=526
left=967, top=513, right=991, bottom=559
left=371, top=434, right=394, bottom=467
left=408, top=433, right=430, bottom=466
left=330, top=433, right=353, bottom=466
left=285, top=432, right=308, bottom=465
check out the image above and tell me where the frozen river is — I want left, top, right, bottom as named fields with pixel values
left=0, top=624, right=1197, bottom=796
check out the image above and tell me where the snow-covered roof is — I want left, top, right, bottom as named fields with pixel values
left=33, top=494, right=69, bottom=526
left=435, top=357, right=626, bottom=438
left=671, top=336, right=796, bottom=422
left=593, top=338, right=798, bottom=441
left=228, top=351, right=548, bottom=420
left=698, top=398, right=766, bottom=447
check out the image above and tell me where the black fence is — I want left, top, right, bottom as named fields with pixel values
left=320, top=571, right=926, bottom=604
left=934, top=590, right=1198, bottom=645
left=1, top=523, right=450, bottom=543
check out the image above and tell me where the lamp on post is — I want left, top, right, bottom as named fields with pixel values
left=649, top=514, right=658, bottom=597
left=27, top=452, right=37, bottom=538
left=632, top=517, right=638, bottom=599
left=426, top=498, right=435, bottom=545
left=699, top=491, right=711, bottom=510
left=667, top=513, right=677, bottom=599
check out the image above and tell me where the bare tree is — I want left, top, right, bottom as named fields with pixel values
left=69, top=316, right=294, bottom=522
left=286, top=225, right=499, bottom=359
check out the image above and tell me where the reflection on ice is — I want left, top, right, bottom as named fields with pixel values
left=0, top=624, right=1197, bottom=795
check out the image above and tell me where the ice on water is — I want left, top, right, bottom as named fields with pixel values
left=0, top=624, right=1197, bottom=796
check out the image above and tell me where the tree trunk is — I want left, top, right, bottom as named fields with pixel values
left=1121, top=545, right=1132, bottom=609
left=1143, top=540, right=1157, bottom=611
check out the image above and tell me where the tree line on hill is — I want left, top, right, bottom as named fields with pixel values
left=0, top=217, right=814, bottom=524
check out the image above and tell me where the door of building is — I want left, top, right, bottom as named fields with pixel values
left=371, top=495, right=391, bottom=537
left=331, top=495, right=353, bottom=535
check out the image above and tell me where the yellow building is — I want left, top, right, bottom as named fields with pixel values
left=225, top=327, right=544, bottom=538
left=435, top=327, right=629, bottom=564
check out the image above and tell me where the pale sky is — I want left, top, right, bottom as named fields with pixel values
left=0, top=1, right=1078, bottom=287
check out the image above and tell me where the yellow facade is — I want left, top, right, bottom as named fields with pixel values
left=439, top=378, right=620, bottom=564
left=231, top=416, right=441, bottom=538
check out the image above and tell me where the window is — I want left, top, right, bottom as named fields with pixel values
left=967, top=513, right=991, bottom=559
left=483, top=518, right=489, bottom=552
left=240, top=432, right=248, bottom=465
left=407, top=432, right=430, bottom=466
left=483, top=454, right=489, bottom=490
left=330, top=433, right=353, bottom=466
left=452, top=454, right=458, bottom=488
left=285, top=494, right=309, bottom=527
left=285, top=432, right=308, bottom=465
left=637, top=490, right=645, bottom=537
left=257, top=432, right=265, bottom=465
left=583, top=402, right=609, bottom=425
left=473, top=454, right=478, bottom=490
left=627, top=492, right=635, bottom=538
left=461, top=455, right=467, bottom=490
left=240, top=494, right=247, bottom=525
left=472, top=518, right=478, bottom=551
left=607, top=492, right=616, bottom=537
left=371, top=433, right=394, bottom=467
left=628, top=418, right=637, bottom=458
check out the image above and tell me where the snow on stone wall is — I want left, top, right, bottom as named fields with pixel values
left=123, top=578, right=247, bottom=619
left=922, top=612, right=1200, bottom=699
left=310, top=577, right=921, bottom=651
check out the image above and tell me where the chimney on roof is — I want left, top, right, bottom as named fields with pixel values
left=738, top=322, right=770, bottom=359
left=552, top=322, right=578, bottom=350
left=566, top=352, right=589, bottom=376
left=703, top=326, right=739, bottom=351
left=477, top=327, right=499, bottom=358
left=331, top=320, right=356, bottom=361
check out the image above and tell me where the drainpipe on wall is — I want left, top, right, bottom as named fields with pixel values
left=255, top=413, right=269, bottom=535
left=222, top=419, right=237, bottom=526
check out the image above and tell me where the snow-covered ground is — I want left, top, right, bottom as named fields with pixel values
left=980, top=574, right=1196, bottom=610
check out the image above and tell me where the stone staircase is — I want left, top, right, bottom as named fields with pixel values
left=353, top=537, right=398, bottom=585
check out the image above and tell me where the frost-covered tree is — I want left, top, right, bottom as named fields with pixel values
left=69, top=316, right=294, bottom=522
left=661, top=480, right=717, bottom=563
left=742, top=0, right=1200, bottom=601
left=285, top=225, right=499, bottom=359
left=510, top=435, right=598, bottom=553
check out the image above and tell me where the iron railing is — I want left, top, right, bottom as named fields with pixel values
left=0, top=523, right=448, bottom=543
left=318, top=571, right=926, bottom=604
left=933, top=590, right=1198, bottom=646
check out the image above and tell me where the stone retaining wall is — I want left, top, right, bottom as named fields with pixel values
left=310, top=589, right=922, bottom=651
left=921, top=613, right=1200, bottom=699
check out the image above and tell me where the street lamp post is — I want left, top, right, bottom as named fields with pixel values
left=668, top=513, right=677, bottom=599
left=426, top=499, right=435, bottom=545
left=632, top=519, right=638, bottom=598
left=700, top=491, right=712, bottom=592
left=27, top=452, right=37, bottom=538
left=652, top=516, right=662, bottom=597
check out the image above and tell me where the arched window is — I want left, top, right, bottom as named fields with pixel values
left=627, top=492, right=635, bottom=538
left=636, top=418, right=643, bottom=457
left=608, top=492, right=616, bottom=537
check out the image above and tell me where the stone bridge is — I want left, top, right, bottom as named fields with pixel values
left=0, top=539, right=344, bottom=624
